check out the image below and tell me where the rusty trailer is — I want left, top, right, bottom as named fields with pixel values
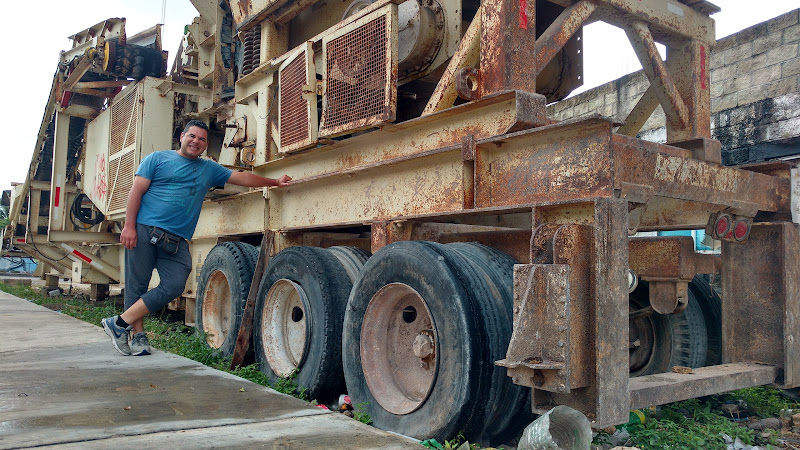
left=3, top=0, right=799, bottom=443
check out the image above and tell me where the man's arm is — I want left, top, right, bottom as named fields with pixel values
left=119, top=176, right=151, bottom=249
left=227, top=171, right=292, bottom=187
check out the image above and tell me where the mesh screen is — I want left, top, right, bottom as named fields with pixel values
left=107, top=151, right=135, bottom=213
left=279, top=53, right=311, bottom=150
left=109, top=85, right=139, bottom=156
left=321, top=15, right=388, bottom=135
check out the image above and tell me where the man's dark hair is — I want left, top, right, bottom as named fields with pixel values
left=183, top=120, right=209, bottom=134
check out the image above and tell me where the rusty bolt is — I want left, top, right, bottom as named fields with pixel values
left=412, top=333, right=434, bottom=360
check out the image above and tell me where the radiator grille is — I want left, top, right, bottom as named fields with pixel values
left=109, top=85, right=139, bottom=156
left=279, top=52, right=312, bottom=152
left=107, top=151, right=136, bottom=213
left=320, top=14, right=393, bottom=137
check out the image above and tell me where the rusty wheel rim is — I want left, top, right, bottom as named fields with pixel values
left=629, top=300, right=656, bottom=374
left=202, top=270, right=231, bottom=349
left=262, top=279, right=310, bottom=377
left=361, top=282, right=437, bottom=415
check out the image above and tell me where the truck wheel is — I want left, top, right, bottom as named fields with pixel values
left=326, top=246, right=371, bottom=282
left=689, top=274, right=722, bottom=366
left=343, top=241, right=507, bottom=442
left=442, top=242, right=534, bottom=443
left=253, top=246, right=354, bottom=403
left=195, top=242, right=257, bottom=356
left=629, top=280, right=708, bottom=376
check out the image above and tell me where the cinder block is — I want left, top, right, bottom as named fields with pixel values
left=766, top=43, right=799, bottom=66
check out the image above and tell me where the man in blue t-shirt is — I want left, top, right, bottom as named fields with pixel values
left=102, top=120, right=291, bottom=356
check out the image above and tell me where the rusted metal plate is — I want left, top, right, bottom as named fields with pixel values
left=722, top=223, right=800, bottom=388
left=475, top=119, right=614, bottom=208
left=628, top=236, right=718, bottom=280
left=497, top=264, right=572, bottom=393
left=629, top=363, right=778, bottom=412
left=613, top=134, right=792, bottom=216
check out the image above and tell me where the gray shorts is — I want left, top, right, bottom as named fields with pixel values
left=124, top=223, right=191, bottom=313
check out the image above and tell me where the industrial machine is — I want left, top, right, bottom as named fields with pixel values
left=4, top=0, right=798, bottom=443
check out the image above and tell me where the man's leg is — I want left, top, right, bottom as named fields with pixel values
left=103, top=224, right=156, bottom=355
left=122, top=223, right=159, bottom=332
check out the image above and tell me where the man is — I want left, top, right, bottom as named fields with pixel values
left=102, top=120, right=291, bottom=356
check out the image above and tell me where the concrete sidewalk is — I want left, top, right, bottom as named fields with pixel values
left=0, top=290, right=419, bottom=449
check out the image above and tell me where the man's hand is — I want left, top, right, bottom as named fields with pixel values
left=120, top=226, right=137, bottom=249
left=228, top=171, right=293, bottom=187
left=275, top=174, right=292, bottom=187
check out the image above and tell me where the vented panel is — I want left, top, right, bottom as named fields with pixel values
left=320, top=7, right=396, bottom=138
left=107, top=151, right=136, bottom=213
left=279, top=45, right=317, bottom=153
left=109, top=85, right=140, bottom=156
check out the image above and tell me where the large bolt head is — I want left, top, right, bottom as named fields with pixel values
left=412, top=333, right=434, bottom=359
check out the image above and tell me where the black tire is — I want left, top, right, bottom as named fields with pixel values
left=442, top=243, right=534, bottom=444
left=689, top=274, right=722, bottom=366
left=342, top=241, right=491, bottom=442
left=253, top=246, right=352, bottom=403
left=326, top=246, right=370, bottom=283
left=629, top=280, right=708, bottom=376
left=195, top=242, right=257, bottom=356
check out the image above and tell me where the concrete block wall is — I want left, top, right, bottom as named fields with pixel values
left=546, top=9, right=800, bottom=165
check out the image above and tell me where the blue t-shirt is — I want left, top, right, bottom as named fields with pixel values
left=135, top=150, right=232, bottom=240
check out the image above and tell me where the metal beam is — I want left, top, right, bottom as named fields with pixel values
left=625, top=21, right=689, bottom=131
left=423, top=5, right=482, bottom=116
left=629, top=363, right=778, bottom=411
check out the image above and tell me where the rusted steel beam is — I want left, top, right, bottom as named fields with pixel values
left=62, top=57, right=94, bottom=92
left=480, top=0, right=538, bottom=95
left=423, top=5, right=482, bottom=116
left=625, top=21, right=689, bottom=131
left=583, top=0, right=715, bottom=44
left=617, top=84, right=658, bottom=137
left=722, top=223, right=800, bottom=388
left=475, top=119, right=615, bottom=208
left=231, top=231, right=274, bottom=369
left=524, top=199, right=629, bottom=427
left=666, top=40, right=712, bottom=142
left=628, top=236, right=719, bottom=281
left=629, top=363, right=778, bottom=411
left=613, top=134, right=791, bottom=216
left=533, top=1, right=596, bottom=83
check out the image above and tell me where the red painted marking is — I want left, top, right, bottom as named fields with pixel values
left=54, top=187, right=61, bottom=207
left=700, top=45, right=707, bottom=89
left=16, top=238, right=25, bottom=243
left=519, top=0, right=528, bottom=29
left=72, top=250, right=92, bottom=264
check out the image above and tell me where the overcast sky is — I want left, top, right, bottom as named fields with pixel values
left=1, top=1, right=798, bottom=194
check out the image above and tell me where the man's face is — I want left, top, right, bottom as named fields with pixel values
left=178, top=126, right=209, bottom=159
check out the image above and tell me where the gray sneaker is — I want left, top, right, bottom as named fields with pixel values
left=130, top=332, right=151, bottom=356
left=102, top=316, right=132, bottom=355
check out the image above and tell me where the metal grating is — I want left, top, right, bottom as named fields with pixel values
left=107, top=151, right=136, bottom=213
left=320, top=14, right=392, bottom=137
left=109, top=85, right=139, bottom=156
left=279, top=52, right=311, bottom=151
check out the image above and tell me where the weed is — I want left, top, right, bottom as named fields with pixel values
left=353, top=402, right=372, bottom=425
left=725, top=386, right=800, bottom=418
